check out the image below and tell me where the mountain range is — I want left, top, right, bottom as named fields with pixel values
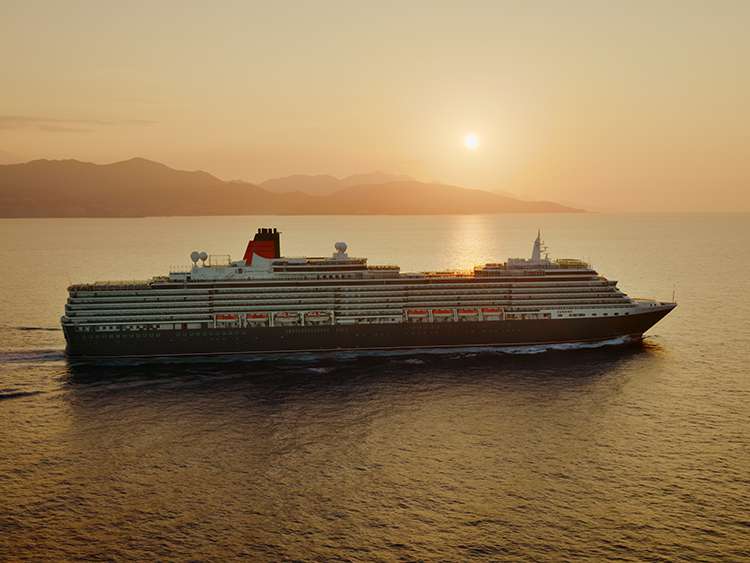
left=259, top=172, right=414, bottom=196
left=0, top=157, right=583, bottom=217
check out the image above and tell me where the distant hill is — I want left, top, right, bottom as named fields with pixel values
left=0, top=158, right=313, bottom=217
left=325, top=182, right=579, bottom=214
left=260, top=172, right=413, bottom=196
left=0, top=158, right=583, bottom=217
left=259, top=174, right=342, bottom=197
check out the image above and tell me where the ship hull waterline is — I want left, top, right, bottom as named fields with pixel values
left=63, top=305, right=674, bottom=359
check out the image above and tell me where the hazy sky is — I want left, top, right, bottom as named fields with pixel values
left=2, top=0, right=748, bottom=211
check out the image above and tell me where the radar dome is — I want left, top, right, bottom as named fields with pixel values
left=190, top=251, right=200, bottom=263
left=335, top=242, right=348, bottom=253
left=199, top=251, right=208, bottom=262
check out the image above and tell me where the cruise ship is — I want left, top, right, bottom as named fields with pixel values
left=61, top=228, right=676, bottom=358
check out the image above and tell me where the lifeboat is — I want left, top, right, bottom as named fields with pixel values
left=304, top=311, right=331, bottom=318
left=481, top=307, right=503, bottom=314
left=304, top=311, right=333, bottom=324
left=215, top=313, right=238, bottom=321
left=405, top=308, right=429, bottom=317
left=274, top=311, right=301, bottom=325
left=431, top=308, right=454, bottom=321
left=405, top=308, right=429, bottom=322
left=458, top=308, right=479, bottom=316
left=245, top=312, right=270, bottom=326
left=481, top=307, right=504, bottom=320
left=457, top=308, right=479, bottom=321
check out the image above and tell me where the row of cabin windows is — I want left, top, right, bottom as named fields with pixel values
left=82, top=280, right=615, bottom=297
left=75, top=284, right=617, bottom=299
left=88, top=332, right=159, bottom=339
left=73, top=288, right=620, bottom=304
left=561, top=311, right=627, bottom=318
left=86, top=326, right=532, bottom=340
left=83, top=323, right=205, bottom=332
left=80, top=309, right=632, bottom=333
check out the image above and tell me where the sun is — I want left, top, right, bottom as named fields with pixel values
left=464, top=132, right=480, bottom=150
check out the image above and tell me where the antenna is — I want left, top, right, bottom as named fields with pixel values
left=531, top=230, right=543, bottom=262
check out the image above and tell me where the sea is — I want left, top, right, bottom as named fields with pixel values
left=1, top=214, right=748, bottom=561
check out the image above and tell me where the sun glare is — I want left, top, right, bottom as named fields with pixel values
left=464, top=133, right=479, bottom=150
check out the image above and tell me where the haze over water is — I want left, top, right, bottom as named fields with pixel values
left=1, top=214, right=748, bottom=560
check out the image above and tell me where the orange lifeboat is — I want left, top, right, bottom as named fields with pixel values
left=481, top=307, right=503, bottom=314
left=481, top=307, right=504, bottom=320
left=246, top=312, right=269, bottom=320
left=216, top=313, right=238, bottom=321
left=406, top=308, right=429, bottom=317
left=458, top=308, right=479, bottom=316
left=432, top=308, right=453, bottom=316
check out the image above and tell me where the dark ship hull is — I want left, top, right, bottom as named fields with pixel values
left=63, top=305, right=673, bottom=359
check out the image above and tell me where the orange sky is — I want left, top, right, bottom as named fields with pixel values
left=1, top=0, right=748, bottom=212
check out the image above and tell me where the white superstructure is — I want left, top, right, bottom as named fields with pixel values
left=62, top=230, right=671, bottom=334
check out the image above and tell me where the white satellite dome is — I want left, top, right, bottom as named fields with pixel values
left=190, top=251, right=200, bottom=263
left=199, top=251, right=208, bottom=262
left=334, top=242, right=348, bottom=253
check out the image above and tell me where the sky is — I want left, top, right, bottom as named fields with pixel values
left=1, top=0, right=748, bottom=212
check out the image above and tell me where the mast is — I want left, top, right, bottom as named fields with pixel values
left=531, top=229, right=542, bottom=263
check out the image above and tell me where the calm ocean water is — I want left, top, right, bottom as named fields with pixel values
left=1, top=214, right=748, bottom=560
